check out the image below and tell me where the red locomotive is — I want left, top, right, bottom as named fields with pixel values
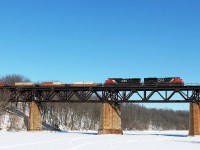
left=105, top=78, right=141, bottom=86
left=105, top=77, right=184, bottom=86
left=143, top=77, right=183, bottom=85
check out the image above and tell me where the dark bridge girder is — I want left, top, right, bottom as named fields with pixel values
left=0, top=85, right=200, bottom=103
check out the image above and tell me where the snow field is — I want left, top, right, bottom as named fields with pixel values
left=0, top=130, right=199, bottom=150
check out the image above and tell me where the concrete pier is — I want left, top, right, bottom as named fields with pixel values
left=98, top=103, right=123, bottom=134
left=189, top=102, right=200, bottom=136
left=28, top=101, right=42, bottom=131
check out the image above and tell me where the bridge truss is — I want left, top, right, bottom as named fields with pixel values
left=0, top=85, right=200, bottom=103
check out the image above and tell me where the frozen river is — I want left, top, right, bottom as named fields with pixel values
left=0, top=130, right=199, bottom=150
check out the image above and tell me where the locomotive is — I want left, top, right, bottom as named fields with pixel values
left=105, top=78, right=141, bottom=86
left=105, top=77, right=184, bottom=86
left=144, top=77, right=184, bottom=85
left=144, top=77, right=183, bottom=85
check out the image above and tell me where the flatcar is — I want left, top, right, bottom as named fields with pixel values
left=41, top=82, right=65, bottom=87
left=0, top=82, right=5, bottom=86
left=105, top=78, right=141, bottom=86
left=144, top=77, right=184, bottom=86
left=15, top=82, right=36, bottom=86
left=69, top=82, right=101, bottom=87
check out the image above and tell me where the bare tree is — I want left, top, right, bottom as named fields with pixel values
left=0, top=74, right=31, bottom=131
left=0, top=89, right=10, bottom=111
left=1, top=74, right=30, bottom=85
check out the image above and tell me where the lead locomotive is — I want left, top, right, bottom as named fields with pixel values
left=105, top=77, right=184, bottom=86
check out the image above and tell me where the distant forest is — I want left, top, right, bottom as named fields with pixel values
left=0, top=74, right=189, bottom=131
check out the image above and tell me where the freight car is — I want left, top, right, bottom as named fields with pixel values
left=144, top=77, right=184, bottom=86
left=105, top=78, right=141, bottom=86
left=0, top=82, right=5, bottom=86
left=69, top=82, right=101, bottom=87
left=41, top=82, right=65, bottom=87
left=15, top=82, right=36, bottom=86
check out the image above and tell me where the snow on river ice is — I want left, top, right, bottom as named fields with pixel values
left=0, top=130, right=199, bottom=150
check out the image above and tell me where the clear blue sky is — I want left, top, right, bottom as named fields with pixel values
left=0, top=0, right=199, bottom=110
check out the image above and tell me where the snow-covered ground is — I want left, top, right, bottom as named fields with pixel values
left=0, top=130, right=199, bottom=150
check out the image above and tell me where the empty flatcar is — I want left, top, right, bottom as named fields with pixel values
left=69, top=82, right=101, bottom=87
left=41, top=82, right=65, bottom=87
left=15, top=82, right=36, bottom=86
left=0, top=82, right=5, bottom=86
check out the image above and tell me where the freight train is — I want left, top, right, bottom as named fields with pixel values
left=0, top=77, right=184, bottom=87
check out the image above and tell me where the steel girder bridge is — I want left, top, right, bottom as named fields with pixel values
left=0, top=85, right=200, bottom=103
left=1, top=85, right=200, bottom=135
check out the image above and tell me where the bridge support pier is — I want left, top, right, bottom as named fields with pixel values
left=98, top=103, right=123, bottom=134
left=189, top=102, right=200, bottom=136
left=28, top=101, right=42, bottom=131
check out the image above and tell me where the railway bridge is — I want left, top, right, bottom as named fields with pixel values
left=0, top=85, right=200, bottom=135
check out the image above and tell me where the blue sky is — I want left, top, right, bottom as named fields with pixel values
left=0, top=0, right=199, bottom=110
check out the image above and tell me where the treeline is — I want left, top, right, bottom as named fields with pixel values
left=0, top=74, right=189, bottom=131
left=121, top=104, right=188, bottom=130
left=41, top=103, right=188, bottom=131
left=41, top=103, right=101, bottom=131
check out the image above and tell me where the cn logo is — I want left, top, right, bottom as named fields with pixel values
left=158, top=78, right=164, bottom=83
